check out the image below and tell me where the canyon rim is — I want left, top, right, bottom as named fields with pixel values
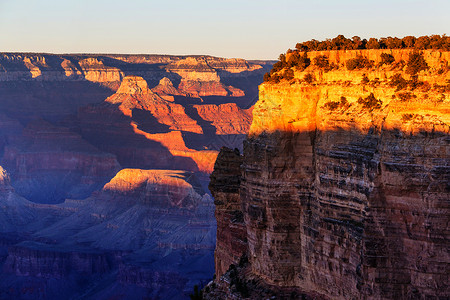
left=206, top=40, right=450, bottom=299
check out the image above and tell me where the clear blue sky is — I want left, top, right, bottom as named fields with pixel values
left=0, top=0, right=449, bottom=60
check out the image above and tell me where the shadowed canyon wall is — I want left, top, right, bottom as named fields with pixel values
left=207, top=49, right=449, bottom=299
left=0, top=53, right=271, bottom=299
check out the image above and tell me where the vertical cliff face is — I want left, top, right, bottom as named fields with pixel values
left=210, top=49, right=449, bottom=299
left=209, top=148, right=246, bottom=278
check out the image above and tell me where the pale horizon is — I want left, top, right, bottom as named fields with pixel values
left=1, top=0, right=449, bottom=60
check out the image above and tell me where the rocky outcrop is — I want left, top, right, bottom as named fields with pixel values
left=151, top=77, right=183, bottom=101
left=103, top=169, right=204, bottom=208
left=209, top=148, right=246, bottom=278
left=106, top=76, right=203, bottom=133
left=0, top=166, right=39, bottom=234
left=210, top=49, right=450, bottom=299
left=166, top=57, right=246, bottom=97
left=78, top=76, right=222, bottom=173
left=24, top=168, right=216, bottom=299
left=195, top=103, right=253, bottom=135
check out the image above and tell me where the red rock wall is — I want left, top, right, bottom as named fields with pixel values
left=209, top=148, right=247, bottom=278
left=211, top=49, right=450, bottom=299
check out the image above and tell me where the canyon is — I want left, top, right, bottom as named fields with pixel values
left=207, top=49, right=450, bottom=299
left=1, top=47, right=448, bottom=299
left=0, top=53, right=271, bottom=299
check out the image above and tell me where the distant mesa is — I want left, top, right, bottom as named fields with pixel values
left=116, top=76, right=151, bottom=94
left=152, top=77, right=183, bottom=99
left=102, top=168, right=204, bottom=208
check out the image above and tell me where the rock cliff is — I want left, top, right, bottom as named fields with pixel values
left=209, top=148, right=246, bottom=278
left=208, top=49, right=450, bottom=299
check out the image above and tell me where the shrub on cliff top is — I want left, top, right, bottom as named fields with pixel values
left=313, top=55, right=330, bottom=69
left=294, top=34, right=450, bottom=51
left=397, top=92, right=417, bottom=102
left=390, top=73, right=408, bottom=91
left=265, top=34, right=448, bottom=82
left=264, top=52, right=302, bottom=82
left=287, top=51, right=310, bottom=70
left=346, top=56, right=373, bottom=70
left=361, top=74, right=370, bottom=84
left=380, top=53, right=395, bottom=65
left=406, top=52, right=429, bottom=75
left=284, top=68, right=295, bottom=81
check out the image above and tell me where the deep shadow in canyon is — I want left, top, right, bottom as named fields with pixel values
left=0, top=52, right=271, bottom=299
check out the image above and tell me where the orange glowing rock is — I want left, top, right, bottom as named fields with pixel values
left=107, top=76, right=203, bottom=133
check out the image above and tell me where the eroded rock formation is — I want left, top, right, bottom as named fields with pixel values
left=0, top=53, right=272, bottom=122
left=208, top=49, right=450, bottom=299
left=209, top=148, right=246, bottom=278
left=0, top=53, right=272, bottom=299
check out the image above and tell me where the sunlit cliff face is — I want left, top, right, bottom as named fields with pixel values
left=208, top=49, right=449, bottom=299
left=102, top=169, right=202, bottom=208
left=252, top=49, right=449, bottom=136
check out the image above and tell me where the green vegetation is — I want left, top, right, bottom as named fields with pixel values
left=295, top=34, right=450, bottom=51
left=264, top=51, right=310, bottom=83
left=303, top=73, right=315, bottom=84
left=433, top=82, right=450, bottom=93
left=397, top=92, right=416, bottom=101
left=390, top=73, right=408, bottom=90
left=380, top=53, right=395, bottom=65
left=286, top=50, right=310, bottom=69
left=389, top=72, right=430, bottom=91
left=284, top=68, right=295, bottom=81
left=346, top=56, right=374, bottom=70
left=361, top=74, right=370, bottom=84
left=357, top=93, right=382, bottom=110
left=406, top=52, right=429, bottom=75
left=263, top=35, right=447, bottom=83
left=313, top=55, right=330, bottom=69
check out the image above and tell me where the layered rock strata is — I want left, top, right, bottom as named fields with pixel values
left=0, top=53, right=271, bottom=122
left=166, top=57, right=245, bottom=97
left=0, top=52, right=272, bottom=299
left=210, top=49, right=450, bottom=299
left=2, top=119, right=120, bottom=203
left=78, top=76, right=219, bottom=173
left=4, top=243, right=113, bottom=278
left=209, top=148, right=246, bottom=278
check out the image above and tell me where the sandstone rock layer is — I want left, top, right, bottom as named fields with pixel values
left=210, top=49, right=450, bottom=299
